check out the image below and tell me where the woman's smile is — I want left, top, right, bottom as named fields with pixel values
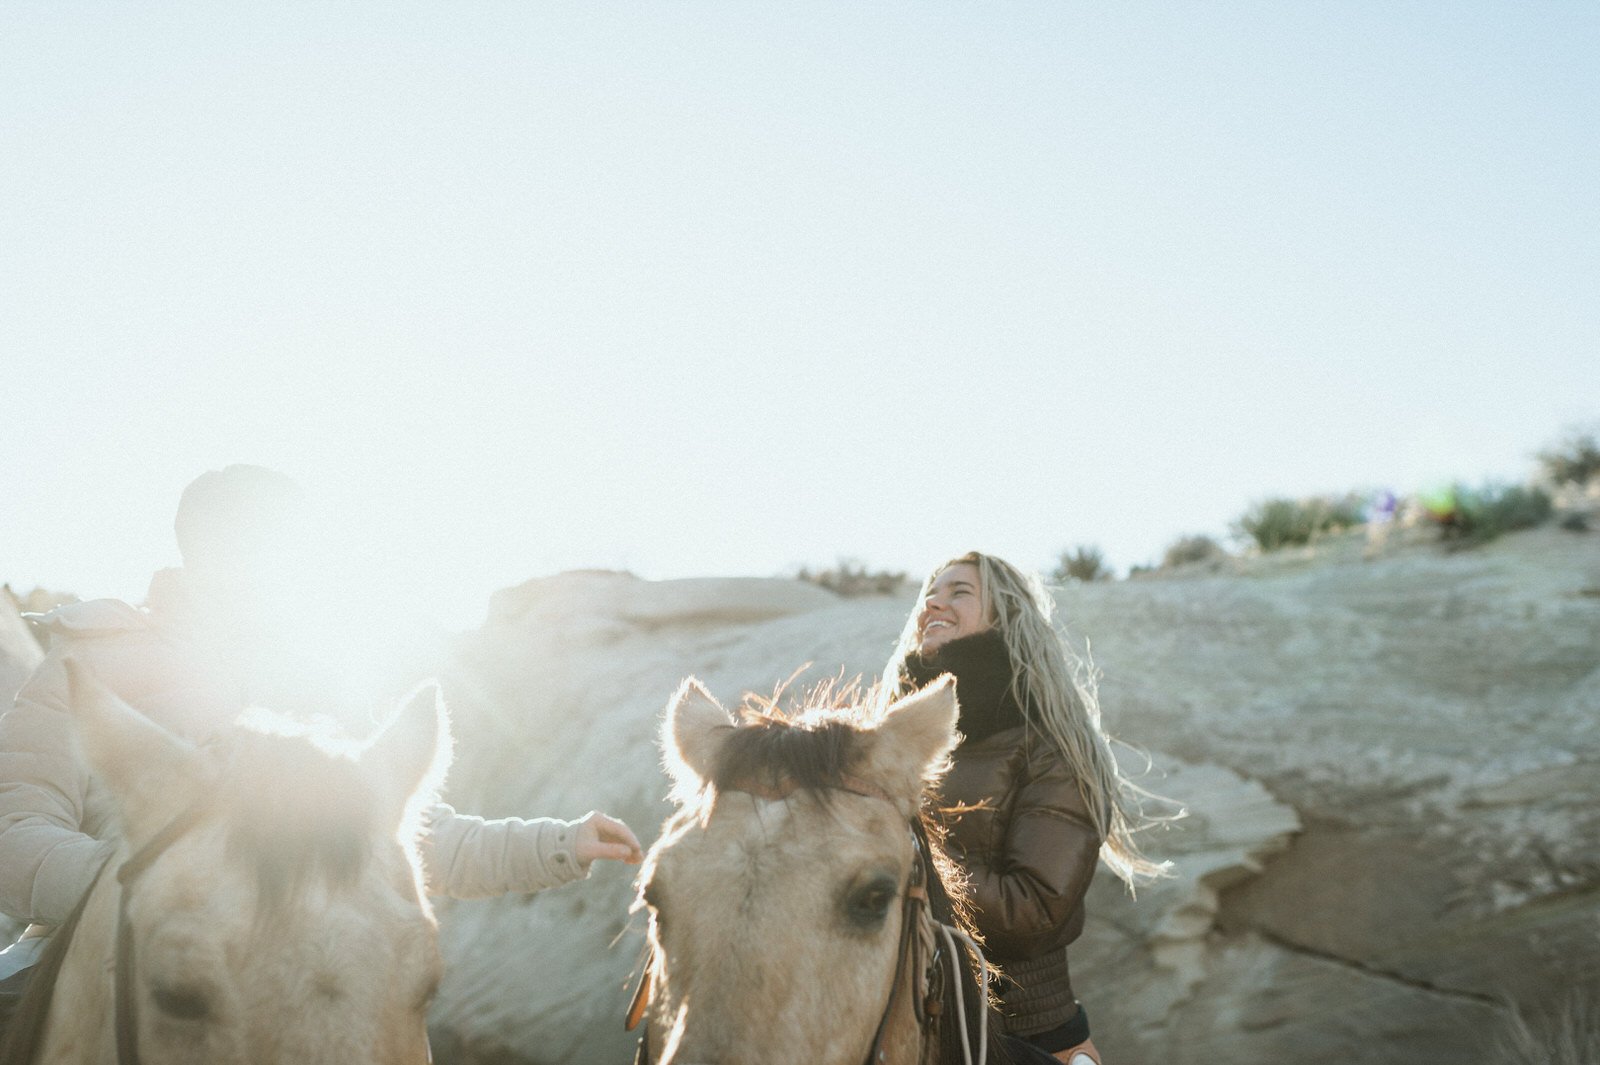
left=917, top=562, right=987, bottom=654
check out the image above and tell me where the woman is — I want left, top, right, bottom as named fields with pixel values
left=885, top=552, right=1169, bottom=1065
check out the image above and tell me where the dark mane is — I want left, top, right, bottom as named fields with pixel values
left=710, top=712, right=864, bottom=798
left=221, top=723, right=380, bottom=917
left=707, top=678, right=877, bottom=800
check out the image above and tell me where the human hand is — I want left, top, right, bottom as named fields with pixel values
left=574, top=811, right=644, bottom=866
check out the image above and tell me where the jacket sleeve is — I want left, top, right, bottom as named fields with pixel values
left=963, top=748, right=1101, bottom=960
left=0, top=653, right=117, bottom=925
left=419, top=803, right=591, bottom=900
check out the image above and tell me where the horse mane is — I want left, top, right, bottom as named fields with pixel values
left=219, top=715, right=386, bottom=919
left=701, top=679, right=1017, bottom=1064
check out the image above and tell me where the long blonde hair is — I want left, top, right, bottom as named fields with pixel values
left=885, top=551, right=1173, bottom=888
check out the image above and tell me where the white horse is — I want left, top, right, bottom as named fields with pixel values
left=4, top=662, right=448, bottom=1065
left=632, top=676, right=1023, bottom=1065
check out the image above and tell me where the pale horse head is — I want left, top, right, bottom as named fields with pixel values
left=635, top=676, right=961, bottom=1065
left=39, top=662, right=450, bottom=1065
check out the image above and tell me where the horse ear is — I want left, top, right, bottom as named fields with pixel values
left=65, top=657, right=204, bottom=842
left=361, top=682, right=453, bottom=825
left=663, top=678, right=733, bottom=795
left=863, top=677, right=960, bottom=812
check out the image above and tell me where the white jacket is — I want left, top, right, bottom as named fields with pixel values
left=0, top=578, right=586, bottom=929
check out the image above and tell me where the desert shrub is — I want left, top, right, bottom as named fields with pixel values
left=1161, top=534, right=1226, bottom=569
left=1443, top=483, right=1554, bottom=545
left=794, top=559, right=908, bottom=597
left=1497, top=989, right=1600, bottom=1065
left=1234, top=493, right=1365, bottom=552
left=1051, top=545, right=1111, bottom=583
left=1537, top=428, right=1600, bottom=487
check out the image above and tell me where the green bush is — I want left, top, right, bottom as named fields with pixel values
left=1051, top=545, right=1111, bottom=583
left=1444, top=483, right=1554, bottom=545
left=1537, top=428, right=1600, bottom=486
left=794, top=559, right=908, bottom=597
left=1161, top=534, right=1227, bottom=569
left=1234, top=493, right=1365, bottom=552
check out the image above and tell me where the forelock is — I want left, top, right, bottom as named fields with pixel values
left=705, top=680, right=882, bottom=803
left=220, top=722, right=381, bottom=918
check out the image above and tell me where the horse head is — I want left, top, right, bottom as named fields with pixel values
left=635, top=675, right=981, bottom=1065
left=38, top=662, right=450, bottom=1065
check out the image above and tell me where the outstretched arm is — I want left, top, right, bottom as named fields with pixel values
left=420, top=805, right=641, bottom=900
left=574, top=810, right=643, bottom=866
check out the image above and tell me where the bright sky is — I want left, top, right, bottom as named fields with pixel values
left=4, top=3, right=1597, bottom=632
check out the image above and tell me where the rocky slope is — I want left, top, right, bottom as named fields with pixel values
left=422, top=524, right=1600, bottom=1064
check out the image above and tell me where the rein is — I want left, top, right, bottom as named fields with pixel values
left=626, top=777, right=990, bottom=1065
left=112, top=798, right=216, bottom=1065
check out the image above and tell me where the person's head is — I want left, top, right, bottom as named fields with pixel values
left=914, top=559, right=988, bottom=655
left=172, top=465, right=309, bottom=631
left=905, top=551, right=1054, bottom=661
left=887, top=550, right=1174, bottom=887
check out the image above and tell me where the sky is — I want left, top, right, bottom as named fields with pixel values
left=4, top=2, right=1597, bottom=633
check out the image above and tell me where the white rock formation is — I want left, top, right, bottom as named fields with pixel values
left=405, top=526, right=1600, bottom=1064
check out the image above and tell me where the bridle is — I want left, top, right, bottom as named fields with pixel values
left=111, top=797, right=216, bottom=1065
left=626, top=776, right=989, bottom=1065
left=102, top=788, right=438, bottom=1065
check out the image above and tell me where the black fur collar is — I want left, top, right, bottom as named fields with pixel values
left=902, top=629, right=1025, bottom=744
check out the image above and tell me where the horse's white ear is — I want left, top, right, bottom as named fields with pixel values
left=863, top=677, right=960, bottom=812
left=65, top=657, right=203, bottom=842
left=663, top=678, right=733, bottom=794
left=362, top=682, right=453, bottom=824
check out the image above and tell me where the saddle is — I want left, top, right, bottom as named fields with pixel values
left=0, top=867, right=103, bottom=1065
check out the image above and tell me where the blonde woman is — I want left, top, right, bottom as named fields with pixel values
left=885, top=552, right=1168, bottom=1065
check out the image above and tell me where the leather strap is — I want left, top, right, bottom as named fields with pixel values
left=113, top=798, right=216, bottom=1065
left=624, top=964, right=651, bottom=1032
left=863, top=843, right=928, bottom=1065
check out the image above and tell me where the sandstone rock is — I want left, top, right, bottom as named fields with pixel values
left=423, top=528, right=1600, bottom=1064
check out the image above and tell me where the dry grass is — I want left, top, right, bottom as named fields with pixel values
left=1498, top=990, right=1600, bottom=1065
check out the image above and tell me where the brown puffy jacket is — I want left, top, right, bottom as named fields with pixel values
left=901, top=630, right=1101, bottom=1038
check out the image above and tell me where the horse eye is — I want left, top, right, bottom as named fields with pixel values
left=151, top=984, right=212, bottom=1021
left=843, top=875, right=898, bottom=930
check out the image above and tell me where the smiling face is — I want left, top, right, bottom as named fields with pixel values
left=915, top=562, right=989, bottom=655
